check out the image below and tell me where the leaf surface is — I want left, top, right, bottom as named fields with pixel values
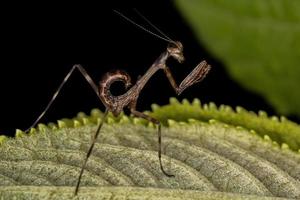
left=175, top=0, right=300, bottom=116
left=0, top=101, right=300, bottom=199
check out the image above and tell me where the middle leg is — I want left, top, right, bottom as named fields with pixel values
left=129, top=103, right=174, bottom=177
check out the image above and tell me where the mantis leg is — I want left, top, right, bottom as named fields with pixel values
left=25, top=64, right=100, bottom=132
left=129, top=103, right=174, bottom=177
left=163, top=60, right=211, bottom=95
left=75, top=109, right=109, bottom=195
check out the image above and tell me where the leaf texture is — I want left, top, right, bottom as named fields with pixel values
left=150, top=98, right=300, bottom=151
left=0, top=101, right=300, bottom=199
left=0, top=186, right=292, bottom=200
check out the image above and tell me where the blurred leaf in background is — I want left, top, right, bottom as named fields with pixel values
left=175, top=0, right=300, bottom=117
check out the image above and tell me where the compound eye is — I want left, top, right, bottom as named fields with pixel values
left=168, top=41, right=183, bottom=51
left=176, top=41, right=183, bottom=50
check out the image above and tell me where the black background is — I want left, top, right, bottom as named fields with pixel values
left=0, top=1, right=282, bottom=136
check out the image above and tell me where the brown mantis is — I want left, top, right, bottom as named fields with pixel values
left=24, top=10, right=211, bottom=195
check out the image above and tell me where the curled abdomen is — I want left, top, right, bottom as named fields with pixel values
left=99, top=70, right=132, bottom=115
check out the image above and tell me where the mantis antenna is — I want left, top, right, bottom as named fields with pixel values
left=113, top=9, right=174, bottom=43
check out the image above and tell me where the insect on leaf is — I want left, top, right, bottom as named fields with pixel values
left=0, top=99, right=300, bottom=199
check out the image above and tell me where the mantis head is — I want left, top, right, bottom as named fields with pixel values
left=167, top=41, right=184, bottom=63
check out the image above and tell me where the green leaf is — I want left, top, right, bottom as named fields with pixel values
left=175, top=0, right=300, bottom=116
left=0, top=187, right=292, bottom=200
left=150, top=98, right=300, bottom=151
left=0, top=100, right=300, bottom=199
